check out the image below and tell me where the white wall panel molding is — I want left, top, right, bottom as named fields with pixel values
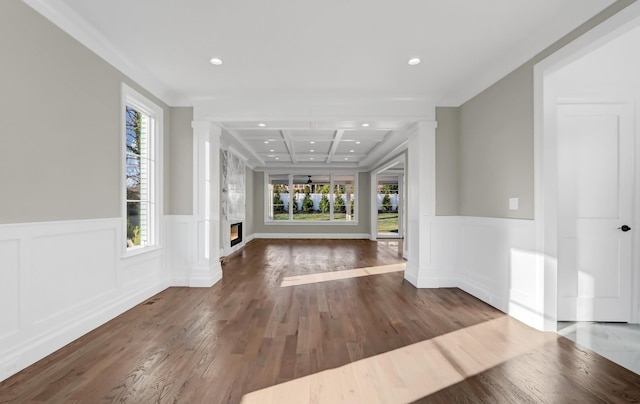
left=0, top=217, right=170, bottom=383
left=428, top=216, right=543, bottom=330
left=165, top=214, right=226, bottom=287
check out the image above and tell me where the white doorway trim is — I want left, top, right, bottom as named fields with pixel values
left=370, top=154, right=406, bottom=241
left=533, top=1, right=640, bottom=330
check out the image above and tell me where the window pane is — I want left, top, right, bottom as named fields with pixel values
left=127, top=202, right=142, bottom=247
left=269, top=174, right=289, bottom=221
left=126, top=106, right=141, bottom=156
left=125, top=103, right=153, bottom=249
left=126, top=153, right=141, bottom=200
left=334, top=174, right=356, bottom=221
left=293, top=175, right=330, bottom=221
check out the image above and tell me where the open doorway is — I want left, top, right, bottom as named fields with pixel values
left=370, top=154, right=406, bottom=257
left=377, top=173, right=402, bottom=237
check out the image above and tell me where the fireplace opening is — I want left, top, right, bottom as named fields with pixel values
left=230, top=222, right=242, bottom=247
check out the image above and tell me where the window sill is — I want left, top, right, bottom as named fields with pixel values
left=123, top=243, right=162, bottom=259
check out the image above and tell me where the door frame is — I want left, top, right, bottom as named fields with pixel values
left=375, top=172, right=403, bottom=239
left=534, top=2, right=640, bottom=329
left=370, top=154, right=406, bottom=242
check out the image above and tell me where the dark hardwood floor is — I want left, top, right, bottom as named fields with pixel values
left=1, top=239, right=639, bottom=403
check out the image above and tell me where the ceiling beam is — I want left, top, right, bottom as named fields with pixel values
left=281, top=130, right=297, bottom=164
left=326, top=129, right=345, bottom=164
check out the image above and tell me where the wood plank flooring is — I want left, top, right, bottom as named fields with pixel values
left=1, top=239, right=639, bottom=403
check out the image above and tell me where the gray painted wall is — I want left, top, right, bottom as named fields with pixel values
left=252, top=172, right=371, bottom=235
left=459, top=66, right=534, bottom=219
left=456, top=0, right=635, bottom=219
left=435, top=107, right=460, bottom=216
left=168, top=107, right=194, bottom=215
left=0, top=0, right=173, bottom=224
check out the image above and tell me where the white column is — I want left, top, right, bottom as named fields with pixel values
left=190, top=121, right=223, bottom=287
left=404, top=121, right=438, bottom=287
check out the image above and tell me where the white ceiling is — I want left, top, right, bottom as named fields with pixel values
left=26, top=0, right=616, bottom=170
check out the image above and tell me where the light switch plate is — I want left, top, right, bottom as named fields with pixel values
left=509, top=197, right=519, bottom=210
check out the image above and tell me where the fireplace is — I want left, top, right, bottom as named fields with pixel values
left=230, top=222, right=242, bottom=247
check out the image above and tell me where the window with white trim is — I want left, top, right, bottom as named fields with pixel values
left=123, top=85, right=162, bottom=250
left=266, top=173, right=357, bottom=223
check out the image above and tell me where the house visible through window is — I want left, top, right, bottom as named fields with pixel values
left=123, top=85, right=161, bottom=251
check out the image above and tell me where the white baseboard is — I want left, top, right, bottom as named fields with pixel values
left=404, top=269, right=418, bottom=287
left=252, top=233, right=370, bottom=239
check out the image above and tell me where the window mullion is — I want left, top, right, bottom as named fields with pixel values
left=288, top=174, right=293, bottom=221
left=329, top=175, right=334, bottom=221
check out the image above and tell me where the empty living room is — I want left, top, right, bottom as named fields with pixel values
left=2, top=0, right=640, bottom=402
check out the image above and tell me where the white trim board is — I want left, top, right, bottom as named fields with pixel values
left=252, top=233, right=370, bottom=240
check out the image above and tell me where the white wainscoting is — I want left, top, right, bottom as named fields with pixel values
left=428, top=216, right=544, bottom=330
left=165, top=215, right=222, bottom=287
left=0, top=218, right=171, bottom=383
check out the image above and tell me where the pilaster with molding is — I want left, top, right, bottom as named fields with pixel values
left=404, top=121, right=439, bottom=287
left=189, top=121, right=223, bottom=287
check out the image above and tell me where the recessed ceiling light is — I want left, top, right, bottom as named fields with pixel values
left=258, top=123, right=266, bottom=127
left=310, top=141, right=315, bottom=144
left=268, top=155, right=275, bottom=157
left=362, top=123, right=370, bottom=127
left=264, top=141, right=269, bottom=144
left=269, top=149, right=275, bottom=152
left=344, top=157, right=349, bottom=160
left=356, top=141, right=361, bottom=144
left=209, top=58, right=223, bottom=65
left=310, top=157, right=315, bottom=160
left=408, top=58, right=421, bottom=66
left=349, top=149, right=355, bottom=153
left=310, top=149, right=314, bottom=152
left=275, top=157, right=280, bottom=160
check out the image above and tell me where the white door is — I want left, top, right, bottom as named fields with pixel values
left=557, top=103, right=634, bottom=322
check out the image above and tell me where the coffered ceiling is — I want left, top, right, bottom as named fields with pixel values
left=220, top=121, right=410, bottom=169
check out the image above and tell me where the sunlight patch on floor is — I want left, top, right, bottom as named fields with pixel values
left=241, top=316, right=557, bottom=403
left=280, top=263, right=406, bottom=287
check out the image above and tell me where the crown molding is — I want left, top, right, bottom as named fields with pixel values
left=441, top=0, right=617, bottom=106
left=22, top=0, right=190, bottom=106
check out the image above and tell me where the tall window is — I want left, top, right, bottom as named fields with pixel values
left=265, top=174, right=357, bottom=223
left=123, top=85, right=162, bottom=251
left=268, top=174, right=289, bottom=221
left=333, top=175, right=356, bottom=222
